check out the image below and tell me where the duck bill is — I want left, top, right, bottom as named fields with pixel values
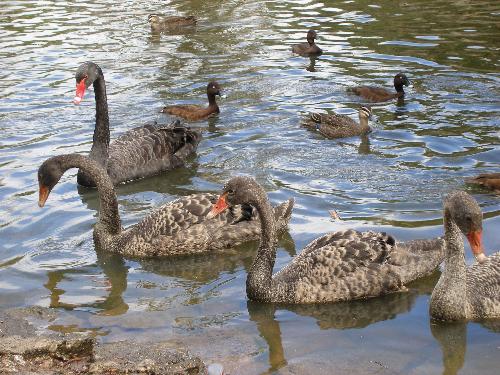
left=466, top=230, right=486, bottom=263
left=74, top=79, right=86, bottom=105
left=38, top=183, right=50, bottom=208
left=206, top=193, right=229, bottom=219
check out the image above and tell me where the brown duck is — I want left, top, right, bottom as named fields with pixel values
left=37, top=154, right=294, bottom=258
left=466, top=173, right=500, bottom=193
left=208, top=176, right=446, bottom=304
left=73, top=62, right=201, bottom=188
left=348, top=73, right=411, bottom=102
left=430, top=191, right=500, bottom=320
left=302, top=106, right=373, bottom=138
left=291, top=30, right=322, bottom=57
left=161, top=81, right=223, bottom=121
left=148, top=14, right=197, bottom=32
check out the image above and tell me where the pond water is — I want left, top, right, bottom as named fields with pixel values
left=0, top=0, right=499, bottom=373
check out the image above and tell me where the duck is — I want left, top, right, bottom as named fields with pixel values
left=348, top=73, right=411, bottom=102
left=291, top=30, right=322, bottom=57
left=466, top=173, right=500, bottom=193
left=302, top=106, right=373, bottom=139
left=148, top=14, right=197, bottom=32
left=161, top=81, right=223, bottom=121
left=73, top=62, right=201, bottom=188
left=37, top=154, right=294, bottom=258
left=207, top=176, right=446, bottom=304
left=430, top=191, right=500, bottom=321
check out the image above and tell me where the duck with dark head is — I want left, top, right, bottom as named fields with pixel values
left=348, top=73, right=411, bottom=102
left=161, top=81, right=224, bottom=121
left=292, top=30, right=323, bottom=57
left=73, top=61, right=201, bottom=187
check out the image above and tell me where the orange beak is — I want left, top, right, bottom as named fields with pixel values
left=466, top=230, right=485, bottom=262
left=206, top=192, right=229, bottom=219
left=74, top=78, right=86, bottom=104
left=38, top=183, right=50, bottom=208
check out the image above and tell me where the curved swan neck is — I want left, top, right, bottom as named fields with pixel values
left=246, top=189, right=277, bottom=301
left=443, top=211, right=467, bottom=275
left=89, top=74, right=110, bottom=164
left=61, top=155, right=120, bottom=234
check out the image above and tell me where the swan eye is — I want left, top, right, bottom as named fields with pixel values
left=227, top=189, right=234, bottom=196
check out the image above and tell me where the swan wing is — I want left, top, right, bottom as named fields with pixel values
left=273, top=230, right=404, bottom=303
left=107, top=120, right=201, bottom=183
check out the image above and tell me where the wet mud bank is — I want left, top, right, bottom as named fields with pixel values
left=0, top=306, right=206, bottom=374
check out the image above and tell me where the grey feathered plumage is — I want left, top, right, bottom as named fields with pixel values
left=430, top=191, right=500, bottom=320
left=74, top=62, right=201, bottom=187
left=212, top=176, right=446, bottom=304
left=302, top=106, right=373, bottom=139
left=38, top=154, right=294, bottom=258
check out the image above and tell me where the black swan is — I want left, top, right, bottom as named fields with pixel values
left=37, top=154, right=294, bottom=258
left=291, top=30, right=322, bottom=57
left=302, top=106, right=373, bottom=138
left=161, top=81, right=223, bottom=121
left=348, top=73, right=411, bottom=102
left=208, top=176, right=446, bottom=304
left=430, top=191, right=500, bottom=320
left=73, top=61, right=201, bottom=187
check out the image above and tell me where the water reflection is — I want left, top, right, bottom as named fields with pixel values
left=248, top=272, right=438, bottom=373
left=45, top=250, right=129, bottom=316
left=431, top=321, right=466, bottom=375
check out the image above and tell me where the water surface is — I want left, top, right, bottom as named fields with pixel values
left=0, top=1, right=499, bottom=374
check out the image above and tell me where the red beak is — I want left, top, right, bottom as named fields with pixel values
left=466, top=230, right=485, bottom=260
left=74, top=79, right=86, bottom=104
left=206, top=193, right=229, bottom=219
left=38, top=183, right=50, bottom=208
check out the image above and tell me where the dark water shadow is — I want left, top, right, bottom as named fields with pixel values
left=247, top=271, right=439, bottom=373
left=306, top=56, right=319, bottom=72
left=43, top=232, right=295, bottom=315
left=44, top=249, right=129, bottom=316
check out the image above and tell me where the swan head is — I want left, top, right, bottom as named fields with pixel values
left=37, top=156, right=66, bottom=207
left=207, top=81, right=224, bottom=98
left=444, top=191, right=485, bottom=263
left=207, top=176, right=264, bottom=219
left=74, top=62, right=103, bottom=105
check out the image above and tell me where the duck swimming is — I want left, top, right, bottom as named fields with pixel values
left=302, top=106, right=373, bottom=139
left=466, top=173, right=500, bottom=193
left=148, top=14, right=197, bottom=32
left=37, top=155, right=294, bottom=258
left=348, top=73, right=411, bottom=102
left=208, top=176, right=446, bottom=304
left=430, top=191, right=500, bottom=321
left=161, top=81, right=223, bottom=121
left=73, top=62, right=201, bottom=187
left=291, top=30, right=322, bottom=57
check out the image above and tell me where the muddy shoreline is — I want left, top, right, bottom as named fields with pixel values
left=0, top=306, right=206, bottom=374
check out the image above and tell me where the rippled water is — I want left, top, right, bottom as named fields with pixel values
left=0, top=0, right=499, bottom=373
